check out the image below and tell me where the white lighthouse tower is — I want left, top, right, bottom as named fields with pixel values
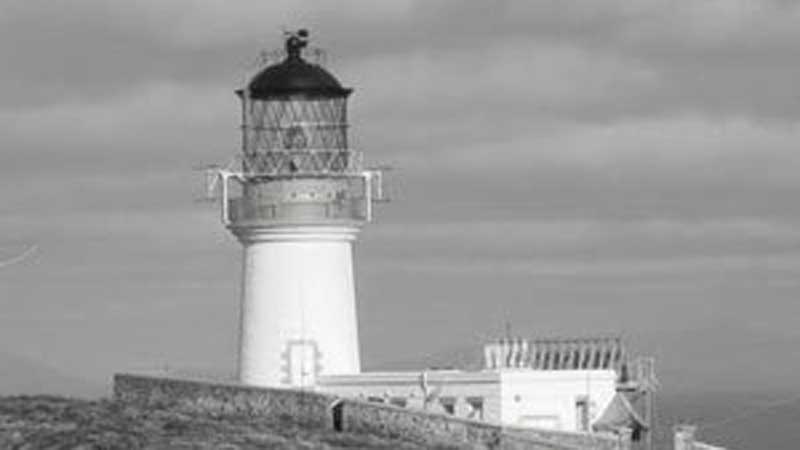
left=214, top=30, right=382, bottom=388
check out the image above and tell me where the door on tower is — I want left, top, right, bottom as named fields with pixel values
left=284, top=339, right=322, bottom=387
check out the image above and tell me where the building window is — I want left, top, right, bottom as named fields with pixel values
left=466, top=397, right=484, bottom=420
left=389, top=397, right=408, bottom=408
left=575, top=396, right=590, bottom=432
left=439, top=397, right=456, bottom=415
left=366, top=396, right=384, bottom=404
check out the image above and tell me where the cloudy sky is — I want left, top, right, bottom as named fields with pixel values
left=1, top=0, right=799, bottom=396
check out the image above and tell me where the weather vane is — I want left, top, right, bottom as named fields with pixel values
left=284, top=29, right=309, bottom=58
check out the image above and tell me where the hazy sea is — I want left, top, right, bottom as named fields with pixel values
left=655, top=390, right=800, bottom=450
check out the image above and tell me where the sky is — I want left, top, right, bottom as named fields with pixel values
left=1, top=0, right=799, bottom=397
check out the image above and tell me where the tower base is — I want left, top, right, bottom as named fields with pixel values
left=232, top=225, right=361, bottom=388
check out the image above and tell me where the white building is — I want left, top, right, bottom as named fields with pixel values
left=320, top=369, right=618, bottom=431
left=318, top=337, right=649, bottom=435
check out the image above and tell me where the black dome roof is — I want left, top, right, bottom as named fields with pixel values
left=244, top=31, right=351, bottom=99
left=247, top=58, right=351, bottom=98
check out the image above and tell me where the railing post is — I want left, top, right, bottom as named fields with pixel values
left=362, top=171, right=373, bottom=222
left=617, top=427, right=633, bottom=450
left=219, top=171, right=231, bottom=226
left=674, top=424, right=697, bottom=450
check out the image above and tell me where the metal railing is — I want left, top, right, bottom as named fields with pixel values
left=200, top=155, right=385, bottom=225
left=242, top=149, right=363, bottom=176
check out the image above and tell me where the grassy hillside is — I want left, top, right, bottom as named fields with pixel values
left=5, top=390, right=797, bottom=449
left=0, top=396, right=464, bottom=449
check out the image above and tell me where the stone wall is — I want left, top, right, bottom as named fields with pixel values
left=113, top=373, right=335, bottom=429
left=505, top=426, right=623, bottom=450
left=113, top=373, right=625, bottom=450
left=336, top=397, right=589, bottom=450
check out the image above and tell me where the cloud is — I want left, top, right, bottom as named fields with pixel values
left=158, top=0, right=417, bottom=48
left=344, top=39, right=661, bottom=128
left=369, top=117, right=800, bottom=228
left=0, top=0, right=416, bottom=107
left=365, top=252, right=800, bottom=280
left=0, top=80, right=236, bottom=175
left=361, top=216, right=800, bottom=282
left=4, top=0, right=800, bottom=121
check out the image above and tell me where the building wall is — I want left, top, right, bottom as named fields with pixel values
left=319, top=370, right=502, bottom=422
left=500, top=370, right=617, bottom=431
left=319, top=369, right=618, bottom=433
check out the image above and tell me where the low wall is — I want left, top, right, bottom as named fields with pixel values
left=113, top=374, right=624, bottom=450
left=113, top=373, right=335, bottom=429
left=505, top=426, right=622, bottom=450
left=336, top=397, right=586, bottom=450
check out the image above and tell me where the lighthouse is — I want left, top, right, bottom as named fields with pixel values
left=215, top=30, right=381, bottom=388
left=110, top=29, right=653, bottom=448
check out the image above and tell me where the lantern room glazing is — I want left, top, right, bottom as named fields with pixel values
left=238, top=30, right=355, bottom=176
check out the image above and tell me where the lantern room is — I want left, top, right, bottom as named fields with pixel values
left=237, top=29, right=355, bottom=175
left=221, top=29, right=382, bottom=228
